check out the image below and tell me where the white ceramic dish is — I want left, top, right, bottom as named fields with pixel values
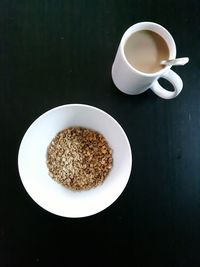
left=18, top=104, right=132, bottom=218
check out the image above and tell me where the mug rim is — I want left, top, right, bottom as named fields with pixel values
left=120, top=21, right=177, bottom=78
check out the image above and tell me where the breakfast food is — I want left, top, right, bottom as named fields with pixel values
left=47, top=127, right=113, bottom=191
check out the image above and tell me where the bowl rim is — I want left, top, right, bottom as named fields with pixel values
left=18, top=103, right=133, bottom=218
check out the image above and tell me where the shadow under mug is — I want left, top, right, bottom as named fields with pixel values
left=112, top=22, right=183, bottom=100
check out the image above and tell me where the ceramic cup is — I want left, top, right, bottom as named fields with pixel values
left=112, top=22, right=183, bottom=99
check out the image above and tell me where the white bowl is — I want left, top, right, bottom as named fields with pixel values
left=18, top=104, right=132, bottom=218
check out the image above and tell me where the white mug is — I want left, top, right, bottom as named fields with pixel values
left=111, top=22, right=183, bottom=99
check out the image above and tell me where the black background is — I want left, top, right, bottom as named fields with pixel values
left=1, top=0, right=200, bottom=266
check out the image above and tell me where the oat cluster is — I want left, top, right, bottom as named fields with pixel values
left=47, top=127, right=113, bottom=191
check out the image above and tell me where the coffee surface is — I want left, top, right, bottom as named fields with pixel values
left=124, top=30, right=169, bottom=73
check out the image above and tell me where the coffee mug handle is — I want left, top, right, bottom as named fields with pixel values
left=150, top=69, right=183, bottom=99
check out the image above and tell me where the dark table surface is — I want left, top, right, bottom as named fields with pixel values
left=1, top=0, right=200, bottom=266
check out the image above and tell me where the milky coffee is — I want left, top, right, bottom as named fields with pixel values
left=124, top=30, right=169, bottom=73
